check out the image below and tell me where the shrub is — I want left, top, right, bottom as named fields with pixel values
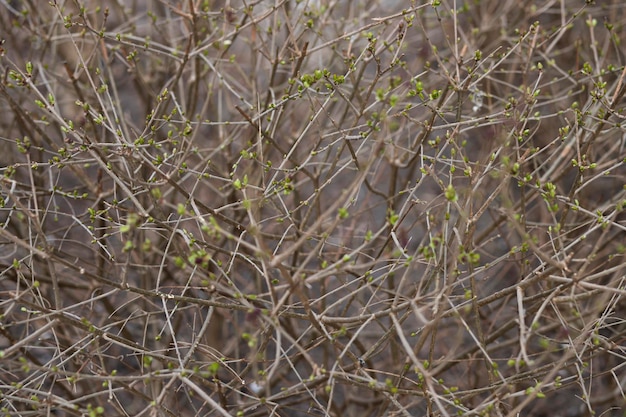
left=1, top=1, right=625, bottom=416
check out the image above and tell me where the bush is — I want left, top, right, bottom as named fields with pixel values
left=1, top=1, right=625, bottom=416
